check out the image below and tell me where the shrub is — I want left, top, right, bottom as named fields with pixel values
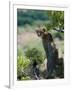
left=54, top=32, right=64, bottom=39
left=17, top=55, right=31, bottom=80
left=25, top=48, right=44, bottom=64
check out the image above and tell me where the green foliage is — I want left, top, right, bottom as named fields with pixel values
left=17, top=9, right=49, bottom=26
left=25, top=48, right=44, bottom=64
left=17, top=56, right=30, bottom=69
left=17, top=48, right=24, bottom=56
left=17, top=54, right=31, bottom=80
left=47, top=11, right=64, bottom=30
left=21, top=76, right=31, bottom=80
left=45, top=23, right=53, bottom=31
left=53, top=32, right=64, bottom=39
left=17, top=9, right=64, bottom=32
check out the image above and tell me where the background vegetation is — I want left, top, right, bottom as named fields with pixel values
left=17, top=9, right=64, bottom=80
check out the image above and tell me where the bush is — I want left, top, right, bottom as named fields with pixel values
left=25, top=48, right=44, bottom=64
left=17, top=55, right=31, bottom=80
left=54, top=32, right=64, bottom=40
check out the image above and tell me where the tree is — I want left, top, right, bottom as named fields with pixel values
left=46, top=11, right=64, bottom=31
